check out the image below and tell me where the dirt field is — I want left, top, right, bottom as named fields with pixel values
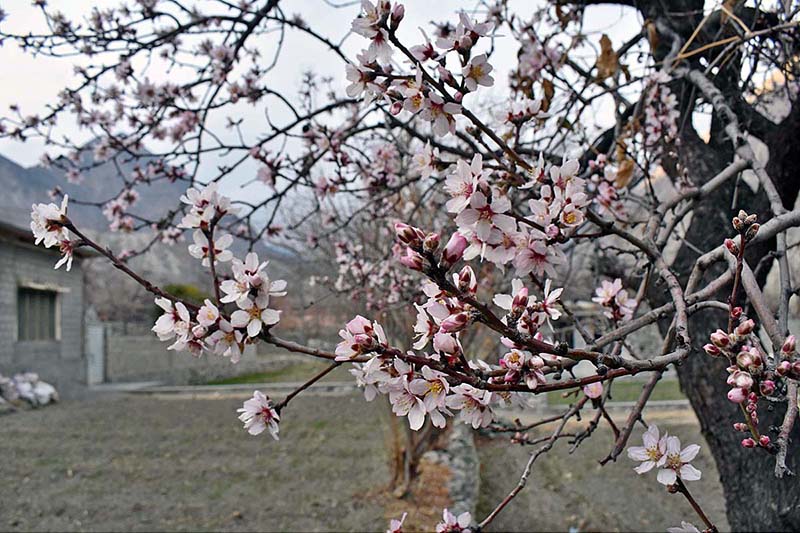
left=1, top=391, right=728, bottom=532
left=1, top=392, right=390, bottom=532
left=476, top=409, right=729, bottom=532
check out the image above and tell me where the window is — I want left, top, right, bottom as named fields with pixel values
left=17, top=287, right=58, bottom=341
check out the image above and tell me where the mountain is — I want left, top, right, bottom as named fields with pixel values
left=0, top=148, right=185, bottom=230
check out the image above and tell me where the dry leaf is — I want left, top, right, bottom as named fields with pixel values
left=616, top=158, right=635, bottom=188
left=596, top=34, right=618, bottom=81
left=645, top=20, right=659, bottom=51
left=541, top=78, right=554, bottom=112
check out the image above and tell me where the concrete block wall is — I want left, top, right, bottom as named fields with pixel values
left=0, top=240, right=85, bottom=396
left=104, top=322, right=296, bottom=384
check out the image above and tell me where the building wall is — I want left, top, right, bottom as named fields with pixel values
left=0, top=237, right=85, bottom=395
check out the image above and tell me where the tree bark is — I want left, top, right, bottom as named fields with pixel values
left=650, top=121, right=800, bottom=530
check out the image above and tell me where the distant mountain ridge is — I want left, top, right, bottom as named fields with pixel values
left=0, top=148, right=185, bottom=230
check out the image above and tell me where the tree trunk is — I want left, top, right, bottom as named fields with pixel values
left=650, top=124, right=800, bottom=530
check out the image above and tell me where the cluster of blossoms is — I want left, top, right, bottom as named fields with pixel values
left=150, top=184, right=286, bottom=361
left=703, top=210, right=797, bottom=449
left=591, top=278, right=636, bottom=322
left=441, top=153, right=590, bottom=278
left=587, top=154, right=628, bottom=220
left=178, top=182, right=238, bottom=230
left=643, top=72, right=679, bottom=151
left=347, top=2, right=495, bottom=136
left=101, top=187, right=140, bottom=233
left=30, top=195, right=78, bottom=271
left=329, top=220, right=570, bottom=432
left=627, top=425, right=702, bottom=486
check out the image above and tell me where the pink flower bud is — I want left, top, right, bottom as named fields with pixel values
left=457, top=265, right=476, bottom=293
left=745, top=223, right=759, bottom=242
left=389, top=100, right=403, bottom=115
left=727, top=387, right=747, bottom=403
left=735, top=319, right=755, bottom=336
left=793, top=361, right=800, bottom=377
left=423, top=232, right=440, bottom=253
left=732, top=217, right=744, bottom=231
left=389, top=3, right=404, bottom=29
left=346, top=315, right=372, bottom=335
left=741, top=438, right=756, bottom=448
left=736, top=351, right=754, bottom=369
left=703, top=343, right=721, bottom=357
left=760, top=380, right=776, bottom=396
left=725, top=238, right=739, bottom=255
left=733, top=371, right=754, bottom=390
left=394, top=222, right=424, bottom=248
left=733, top=422, right=747, bottom=432
left=782, top=335, right=796, bottom=355
left=777, top=360, right=792, bottom=376
left=748, top=391, right=758, bottom=403
left=440, top=232, right=468, bottom=268
left=710, top=329, right=730, bottom=348
left=759, top=435, right=771, bottom=447
left=399, top=247, right=424, bottom=271
left=512, top=287, right=529, bottom=312
left=731, top=306, right=743, bottom=320
left=746, top=402, right=757, bottom=413
left=440, top=312, right=469, bottom=333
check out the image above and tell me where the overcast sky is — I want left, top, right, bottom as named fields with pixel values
left=0, top=0, right=645, bottom=197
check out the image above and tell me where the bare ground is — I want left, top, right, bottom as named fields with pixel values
left=2, top=391, right=728, bottom=532
left=0, top=392, right=390, bottom=532
left=476, top=408, right=729, bottom=532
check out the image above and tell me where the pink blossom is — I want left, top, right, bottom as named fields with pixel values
left=435, top=508, right=472, bottom=533
left=627, top=424, right=667, bottom=474
left=237, top=391, right=280, bottom=439
left=656, top=436, right=701, bottom=485
left=445, top=384, right=493, bottom=428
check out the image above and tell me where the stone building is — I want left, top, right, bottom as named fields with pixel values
left=0, top=218, right=92, bottom=396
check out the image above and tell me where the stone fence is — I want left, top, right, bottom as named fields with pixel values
left=98, top=322, right=336, bottom=385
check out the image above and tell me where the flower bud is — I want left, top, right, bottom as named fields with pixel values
left=748, top=391, right=758, bottom=404
left=389, top=3, right=405, bottom=30
left=724, top=238, right=739, bottom=255
left=793, top=361, right=800, bottom=377
left=389, top=100, right=403, bottom=115
left=759, top=435, right=771, bottom=447
left=746, top=402, right=757, bottom=413
left=710, top=329, right=730, bottom=348
left=703, top=343, right=721, bottom=357
left=440, top=232, right=468, bottom=268
left=741, top=438, right=756, bottom=448
left=512, top=287, right=529, bottom=312
left=457, top=265, right=475, bottom=293
left=777, top=360, right=792, bottom=376
left=735, top=319, right=755, bottom=336
left=394, top=222, right=424, bottom=248
left=745, top=223, right=759, bottom=242
left=398, top=247, right=424, bottom=271
left=733, top=422, right=747, bottom=432
left=781, top=335, right=796, bottom=355
left=744, top=213, right=758, bottom=226
left=760, top=380, right=776, bottom=396
left=736, top=350, right=754, bottom=369
left=727, top=387, right=747, bottom=403
left=731, top=306, right=743, bottom=320
left=733, top=371, right=754, bottom=390
left=422, top=232, right=440, bottom=253
left=440, top=312, right=469, bottom=333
